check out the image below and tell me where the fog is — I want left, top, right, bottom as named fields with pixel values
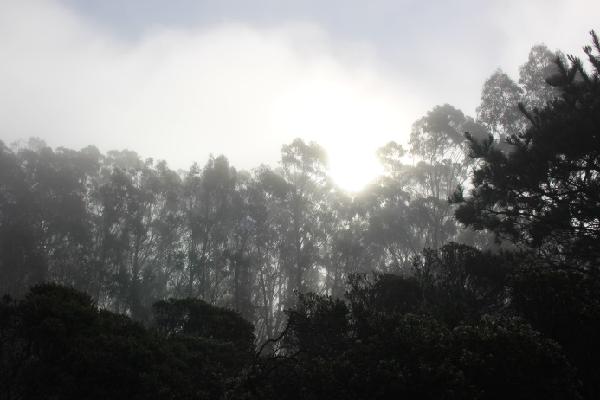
left=2, top=0, right=598, bottom=190
left=1, top=1, right=600, bottom=399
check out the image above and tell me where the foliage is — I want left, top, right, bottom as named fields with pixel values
left=453, top=32, right=600, bottom=398
left=248, top=271, right=581, bottom=400
left=0, top=284, right=254, bottom=400
left=509, top=264, right=600, bottom=399
left=153, top=297, right=255, bottom=355
left=455, top=31, right=600, bottom=263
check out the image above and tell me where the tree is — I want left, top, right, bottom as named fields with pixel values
left=95, top=151, right=162, bottom=319
left=0, top=284, right=256, bottom=400
left=406, top=104, right=485, bottom=250
left=279, top=139, right=330, bottom=302
left=519, top=44, right=563, bottom=109
left=477, top=45, right=563, bottom=145
left=153, top=297, right=255, bottom=354
left=250, top=273, right=581, bottom=400
left=454, top=32, right=600, bottom=398
left=0, top=142, right=46, bottom=296
left=324, top=190, right=374, bottom=297
left=244, top=166, right=290, bottom=342
left=477, top=70, right=526, bottom=141
left=455, top=31, right=600, bottom=263
left=183, top=155, right=238, bottom=301
left=509, top=263, right=600, bottom=399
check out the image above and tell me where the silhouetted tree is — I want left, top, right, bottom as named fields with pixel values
left=454, top=31, right=600, bottom=399
left=250, top=273, right=580, bottom=400
left=279, top=139, right=330, bottom=302
left=0, top=284, right=256, bottom=400
left=455, top=32, right=600, bottom=263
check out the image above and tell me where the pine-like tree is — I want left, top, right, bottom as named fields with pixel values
left=454, top=31, right=600, bottom=265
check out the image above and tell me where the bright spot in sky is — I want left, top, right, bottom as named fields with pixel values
left=0, top=0, right=423, bottom=193
left=271, top=68, right=411, bottom=192
left=327, top=145, right=384, bottom=193
left=1, top=0, right=599, bottom=194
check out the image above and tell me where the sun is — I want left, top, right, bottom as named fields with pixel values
left=326, top=144, right=383, bottom=193
left=270, top=71, right=410, bottom=193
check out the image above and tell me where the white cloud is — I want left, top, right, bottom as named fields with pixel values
left=1, top=0, right=598, bottom=191
left=0, top=0, right=423, bottom=191
left=490, top=0, right=600, bottom=77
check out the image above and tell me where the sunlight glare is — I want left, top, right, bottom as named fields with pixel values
left=270, top=69, right=409, bottom=193
left=327, top=144, right=383, bottom=193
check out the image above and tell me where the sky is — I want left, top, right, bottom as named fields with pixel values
left=1, top=0, right=599, bottom=191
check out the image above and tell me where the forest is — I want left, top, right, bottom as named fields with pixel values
left=1, top=32, right=600, bottom=399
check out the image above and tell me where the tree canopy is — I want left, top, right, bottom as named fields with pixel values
left=455, top=31, right=600, bottom=264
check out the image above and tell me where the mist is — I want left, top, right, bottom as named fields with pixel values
left=2, top=0, right=598, bottom=188
left=1, top=1, right=600, bottom=399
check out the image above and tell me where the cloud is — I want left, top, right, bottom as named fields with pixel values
left=0, top=0, right=422, bottom=191
left=1, top=0, right=597, bottom=191
left=490, top=0, right=600, bottom=77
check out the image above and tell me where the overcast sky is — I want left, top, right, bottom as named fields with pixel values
left=1, top=0, right=598, bottom=190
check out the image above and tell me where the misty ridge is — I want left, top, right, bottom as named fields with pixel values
left=2, top=12, right=600, bottom=400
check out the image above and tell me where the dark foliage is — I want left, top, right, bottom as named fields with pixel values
left=510, top=264, right=600, bottom=399
left=247, top=272, right=581, bottom=400
left=455, top=31, right=600, bottom=264
left=0, top=284, right=253, bottom=400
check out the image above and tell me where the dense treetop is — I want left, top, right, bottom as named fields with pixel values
left=455, top=31, right=600, bottom=264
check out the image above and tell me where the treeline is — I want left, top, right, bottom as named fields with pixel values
left=0, top=43, right=562, bottom=343
left=1, top=284, right=256, bottom=399
left=0, top=262, right=589, bottom=400
left=1, top=29, right=600, bottom=400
